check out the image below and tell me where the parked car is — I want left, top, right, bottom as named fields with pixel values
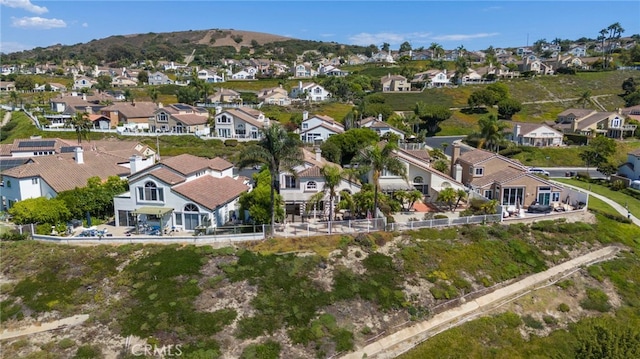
left=527, top=168, right=550, bottom=176
left=565, top=171, right=577, bottom=177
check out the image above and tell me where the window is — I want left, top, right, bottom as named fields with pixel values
left=157, top=113, right=168, bottom=122
left=183, top=203, right=200, bottom=230
left=6, top=180, right=11, bottom=188
left=306, top=181, right=317, bottom=191
left=502, top=187, right=524, bottom=206
left=474, top=167, right=484, bottom=176
left=217, top=115, right=230, bottom=124
left=484, top=190, right=493, bottom=199
left=302, top=123, right=308, bottom=129
left=552, top=192, right=560, bottom=202
left=413, top=176, right=424, bottom=184
left=32, top=178, right=38, bottom=184
left=138, top=181, right=164, bottom=202
left=284, top=175, right=297, bottom=189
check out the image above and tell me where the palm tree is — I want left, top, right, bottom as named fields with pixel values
left=237, top=123, right=303, bottom=236
left=478, top=114, right=509, bottom=153
left=429, top=42, right=444, bottom=60
left=454, top=189, right=468, bottom=211
left=69, top=112, right=92, bottom=144
left=577, top=90, right=591, bottom=108
left=437, top=187, right=457, bottom=211
left=352, top=141, right=407, bottom=219
left=320, top=165, right=343, bottom=223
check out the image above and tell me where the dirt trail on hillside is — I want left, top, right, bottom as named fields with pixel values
left=0, top=314, right=89, bottom=340
left=340, top=245, right=621, bottom=359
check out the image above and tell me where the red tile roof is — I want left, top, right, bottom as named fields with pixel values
left=172, top=176, right=249, bottom=210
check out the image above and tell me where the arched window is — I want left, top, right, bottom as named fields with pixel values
left=306, top=181, right=317, bottom=190
left=413, top=176, right=428, bottom=195
left=413, top=176, right=424, bottom=184
left=183, top=203, right=200, bottom=230
left=138, top=181, right=164, bottom=201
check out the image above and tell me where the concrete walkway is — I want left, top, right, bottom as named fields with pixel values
left=341, top=246, right=621, bottom=359
left=552, top=181, right=640, bottom=227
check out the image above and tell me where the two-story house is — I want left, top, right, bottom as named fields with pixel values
left=213, top=106, right=269, bottom=139
left=450, top=143, right=567, bottom=208
left=618, top=148, right=640, bottom=185
left=147, top=72, right=174, bottom=85
left=299, top=112, right=344, bottom=143
left=290, top=82, right=331, bottom=102
left=381, top=74, right=411, bottom=92
left=358, top=115, right=406, bottom=140
left=554, top=109, right=636, bottom=139
left=293, top=63, right=317, bottom=78
left=72, top=76, right=96, bottom=90
left=257, top=86, right=291, bottom=106
left=280, top=148, right=360, bottom=222
left=1, top=142, right=155, bottom=211
left=113, top=154, right=249, bottom=231
left=207, top=88, right=242, bottom=104
left=197, top=68, right=225, bottom=83
left=318, top=65, right=348, bottom=77
left=150, top=103, right=210, bottom=136
left=101, top=101, right=158, bottom=132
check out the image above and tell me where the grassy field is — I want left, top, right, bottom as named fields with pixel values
left=554, top=178, right=640, bottom=218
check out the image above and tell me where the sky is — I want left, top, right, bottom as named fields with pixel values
left=1, top=0, right=639, bottom=54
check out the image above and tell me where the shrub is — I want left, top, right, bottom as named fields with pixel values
left=73, top=345, right=103, bottom=359
left=543, top=315, right=558, bottom=325
left=240, top=340, right=281, bottom=359
left=522, top=314, right=544, bottom=329
left=589, top=208, right=632, bottom=224
left=580, top=287, right=611, bottom=312
left=557, top=303, right=570, bottom=312
left=58, top=338, right=76, bottom=349
left=434, top=214, right=448, bottom=219
left=556, top=279, right=574, bottom=290
left=225, top=139, right=238, bottom=147
left=611, top=180, right=626, bottom=191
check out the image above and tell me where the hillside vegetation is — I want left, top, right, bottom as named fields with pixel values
left=1, top=213, right=640, bottom=358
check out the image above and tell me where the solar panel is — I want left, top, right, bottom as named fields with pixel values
left=0, top=159, right=29, bottom=171
left=60, top=146, right=77, bottom=153
left=17, top=140, right=56, bottom=148
left=173, top=104, right=192, bottom=111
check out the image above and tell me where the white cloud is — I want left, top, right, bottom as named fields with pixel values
left=0, top=0, right=48, bottom=14
left=431, top=32, right=500, bottom=42
left=11, top=16, right=66, bottom=29
left=320, top=33, right=335, bottom=38
left=348, top=32, right=432, bottom=46
left=0, top=41, right=33, bottom=53
left=82, top=22, right=88, bottom=28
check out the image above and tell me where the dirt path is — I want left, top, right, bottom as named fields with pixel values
left=0, top=314, right=89, bottom=340
left=341, top=245, right=621, bottom=359
left=1, top=110, right=11, bottom=127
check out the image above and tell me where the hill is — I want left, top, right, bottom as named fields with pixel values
left=1, top=214, right=640, bottom=358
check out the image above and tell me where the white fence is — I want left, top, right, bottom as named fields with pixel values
left=32, top=231, right=265, bottom=245
left=387, top=214, right=502, bottom=232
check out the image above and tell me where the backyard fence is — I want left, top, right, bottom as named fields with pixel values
left=386, top=214, right=502, bottom=232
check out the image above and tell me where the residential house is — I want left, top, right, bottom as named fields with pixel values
left=280, top=148, right=360, bottom=222
left=425, top=69, right=451, bottom=88
left=150, top=103, right=210, bottom=136
left=381, top=74, right=411, bottom=92
left=621, top=104, right=640, bottom=122
left=34, top=82, right=67, bottom=92
left=318, top=65, right=348, bottom=77
left=113, top=154, right=249, bottom=231
left=197, top=68, right=225, bottom=83
left=257, top=86, right=292, bottom=106
left=213, top=106, right=269, bottom=139
left=300, top=112, right=344, bottom=143
left=518, top=57, right=554, bottom=75
left=290, top=81, right=331, bottom=102
left=147, top=72, right=173, bottom=85
left=507, top=122, right=564, bottom=147
left=111, top=76, right=138, bottom=87
left=371, top=51, right=395, bottom=63
left=450, top=143, right=568, bottom=209
left=89, top=114, right=113, bottom=130
left=207, top=88, right=242, bottom=104
left=293, top=63, right=317, bottom=78
left=0, top=81, right=16, bottom=92
left=474, top=63, right=519, bottom=79
left=102, top=101, right=158, bottom=132
left=553, top=108, right=636, bottom=139
left=1, top=142, right=155, bottom=210
left=72, top=76, right=96, bottom=90
left=567, top=46, right=587, bottom=57
left=358, top=115, right=406, bottom=140
left=618, top=148, right=640, bottom=183
left=46, top=93, right=110, bottom=127
left=231, top=69, right=255, bottom=80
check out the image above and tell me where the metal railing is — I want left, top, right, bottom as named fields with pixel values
left=386, top=214, right=502, bottom=232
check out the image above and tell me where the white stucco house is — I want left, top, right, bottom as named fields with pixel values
left=280, top=148, right=360, bottom=222
left=213, top=106, right=269, bottom=139
left=507, top=122, right=564, bottom=147
left=299, top=111, right=344, bottom=143
left=618, top=148, right=640, bottom=184
left=358, top=115, right=406, bottom=140
left=113, top=154, right=250, bottom=232
left=290, top=81, right=332, bottom=102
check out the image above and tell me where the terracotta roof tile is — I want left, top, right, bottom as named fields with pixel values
left=172, top=176, right=249, bottom=210
left=101, top=101, right=158, bottom=118
left=160, top=154, right=233, bottom=175
left=146, top=167, right=186, bottom=185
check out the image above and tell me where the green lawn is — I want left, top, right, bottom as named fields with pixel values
left=554, top=178, right=640, bottom=218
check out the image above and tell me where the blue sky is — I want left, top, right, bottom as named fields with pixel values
left=1, top=0, right=639, bottom=54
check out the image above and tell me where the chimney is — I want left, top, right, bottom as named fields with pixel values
left=129, top=155, right=143, bottom=174
left=303, top=111, right=309, bottom=121
left=215, top=106, right=222, bottom=115
left=85, top=106, right=92, bottom=114
left=74, top=147, right=84, bottom=164
left=82, top=93, right=87, bottom=101
left=157, top=102, right=163, bottom=109
left=377, top=113, right=382, bottom=122
left=514, top=124, right=521, bottom=142
left=454, top=164, right=463, bottom=182
left=450, top=142, right=461, bottom=177
left=315, top=147, right=322, bottom=162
